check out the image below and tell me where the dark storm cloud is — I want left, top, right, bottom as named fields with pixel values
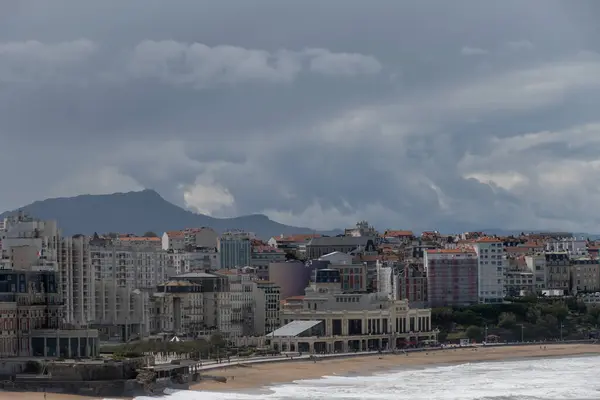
left=2, top=0, right=600, bottom=232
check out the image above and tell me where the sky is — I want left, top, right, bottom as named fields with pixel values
left=2, top=0, right=600, bottom=233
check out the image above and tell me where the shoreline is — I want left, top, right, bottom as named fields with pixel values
left=1, top=344, right=599, bottom=399
left=191, top=343, right=600, bottom=392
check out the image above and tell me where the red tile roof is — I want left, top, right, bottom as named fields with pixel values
left=383, top=230, right=414, bottom=237
left=166, top=231, right=184, bottom=238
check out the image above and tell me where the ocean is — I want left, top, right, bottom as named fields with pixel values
left=134, top=355, right=600, bottom=400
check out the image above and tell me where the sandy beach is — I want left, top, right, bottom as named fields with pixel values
left=2, top=344, right=599, bottom=399
left=191, top=344, right=600, bottom=392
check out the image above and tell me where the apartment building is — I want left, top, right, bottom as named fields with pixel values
left=305, top=236, right=375, bottom=259
left=272, top=268, right=433, bottom=353
left=61, top=235, right=95, bottom=326
left=393, top=261, right=427, bottom=306
left=115, top=235, right=162, bottom=250
left=153, top=272, right=231, bottom=337
left=472, top=238, right=506, bottom=303
left=424, top=248, right=478, bottom=307
left=570, top=257, right=600, bottom=293
left=317, top=251, right=368, bottom=292
left=162, top=231, right=185, bottom=251
left=504, top=270, right=535, bottom=296
left=524, top=254, right=547, bottom=290
left=188, top=248, right=220, bottom=270
left=250, top=246, right=286, bottom=280
left=183, top=227, right=218, bottom=249
left=268, top=260, right=313, bottom=300
left=1, top=213, right=94, bottom=326
left=214, top=269, right=258, bottom=337
left=267, top=234, right=320, bottom=258
left=545, top=252, right=570, bottom=292
left=546, top=238, right=587, bottom=256
left=90, top=243, right=171, bottom=338
left=0, top=213, right=98, bottom=357
left=219, top=230, right=252, bottom=269
left=255, top=280, right=281, bottom=335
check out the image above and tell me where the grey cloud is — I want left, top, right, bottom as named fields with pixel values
left=2, top=0, right=600, bottom=233
left=461, top=47, right=489, bottom=56
left=0, top=39, right=97, bottom=83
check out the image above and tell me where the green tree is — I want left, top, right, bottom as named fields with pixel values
left=465, top=325, right=483, bottom=341
left=143, top=231, right=158, bottom=237
left=498, top=312, right=517, bottom=329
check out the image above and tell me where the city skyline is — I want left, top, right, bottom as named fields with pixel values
left=3, top=1, right=600, bottom=233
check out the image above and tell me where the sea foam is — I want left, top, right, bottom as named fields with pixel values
left=132, top=355, right=600, bottom=400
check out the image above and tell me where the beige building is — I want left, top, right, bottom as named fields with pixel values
left=152, top=272, right=231, bottom=337
left=270, top=268, right=433, bottom=353
left=214, top=269, right=259, bottom=337
left=570, top=257, right=600, bottom=293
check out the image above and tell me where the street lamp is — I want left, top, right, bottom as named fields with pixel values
left=484, top=324, right=488, bottom=343
left=517, top=324, right=524, bottom=342
left=560, top=322, right=564, bottom=342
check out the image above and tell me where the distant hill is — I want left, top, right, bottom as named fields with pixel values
left=0, top=189, right=341, bottom=239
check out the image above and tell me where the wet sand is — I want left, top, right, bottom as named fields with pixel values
left=2, top=344, right=599, bottom=399
left=191, top=344, right=600, bottom=392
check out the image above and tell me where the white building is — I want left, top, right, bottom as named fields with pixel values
left=91, top=244, right=172, bottom=338
left=271, top=268, right=433, bottom=353
left=524, top=254, right=547, bottom=290
left=162, top=231, right=185, bottom=251
left=1, top=214, right=95, bottom=327
left=376, top=260, right=393, bottom=299
left=472, top=238, right=505, bottom=303
left=546, top=238, right=587, bottom=256
left=61, top=235, right=95, bottom=325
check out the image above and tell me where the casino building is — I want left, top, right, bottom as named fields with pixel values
left=267, top=269, right=435, bottom=353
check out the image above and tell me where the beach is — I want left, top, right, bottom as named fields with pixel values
left=1, top=344, right=599, bottom=399
left=191, top=343, right=600, bottom=392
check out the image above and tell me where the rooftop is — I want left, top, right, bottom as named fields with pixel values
left=383, top=230, right=414, bottom=237
left=171, top=272, right=217, bottom=279
left=426, top=248, right=476, bottom=254
left=266, top=320, right=321, bottom=337
left=166, top=231, right=184, bottom=237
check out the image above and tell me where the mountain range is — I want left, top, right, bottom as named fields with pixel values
left=0, top=189, right=341, bottom=239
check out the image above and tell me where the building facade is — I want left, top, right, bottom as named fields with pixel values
left=272, top=269, right=434, bottom=353
left=570, top=257, right=600, bottom=293
left=219, top=231, right=252, bottom=269
left=472, top=238, right=506, bottom=303
left=424, top=249, right=478, bottom=307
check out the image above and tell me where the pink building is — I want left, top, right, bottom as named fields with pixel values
left=424, top=249, right=478, bottom=307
